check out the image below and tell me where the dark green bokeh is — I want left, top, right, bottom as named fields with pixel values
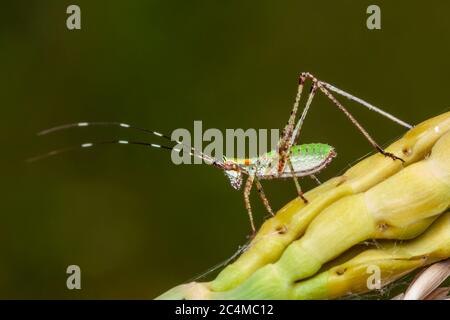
left=1, top=1, right=449, bottom=298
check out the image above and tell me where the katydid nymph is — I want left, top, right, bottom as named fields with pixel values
left=29, top=72, right=413, bottom=235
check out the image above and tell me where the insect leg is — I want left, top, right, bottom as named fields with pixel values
left=243, top=175, right=256, bottom=234
left=276, top=75, right=307, bottom=175
left=287, top=157, right=308, bottom=203
left=290, top=80, right=318, bottom=147
left=296, top=72, right=405, bottom=162
left=254, top=177, right=274, bottom=216
left=320, top=81, right=413, bottom=129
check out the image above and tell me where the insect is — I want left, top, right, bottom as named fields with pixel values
left=30, top=72, right=412, bottom=235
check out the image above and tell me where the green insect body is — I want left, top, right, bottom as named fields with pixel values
left=224, top=143, right=336, bottom=190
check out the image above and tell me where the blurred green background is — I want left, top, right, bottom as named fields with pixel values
left=0, top=1, right=449, bottom=299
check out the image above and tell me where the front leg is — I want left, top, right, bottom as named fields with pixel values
left=243, top=175, right=256, bottom=235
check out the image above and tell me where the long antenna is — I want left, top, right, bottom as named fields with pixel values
left=27, top=139, right=224, bottom=168
left=37, top=121, right=217, bottom=164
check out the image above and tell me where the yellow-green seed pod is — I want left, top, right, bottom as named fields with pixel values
left=293, top=212, right=450, bottom=300
left=157, top=213, right=450, bottom=300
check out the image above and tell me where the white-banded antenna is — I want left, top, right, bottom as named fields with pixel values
left=37, top=121, right=218, bottom=164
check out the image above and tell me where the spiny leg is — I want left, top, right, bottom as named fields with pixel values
left=293, top=72, right=405, bottom=162
left=278, top=77, right=318, bottom=179
left=290, top=80, right=318, bottom=147
left=293, top=72, right=411, bottom=136
left=278, top=80, right=320, bottom=203
left=254, top=177, right=274, bottom=217
left=276, top=75, right=306, bottom=175
left=287, top=156, right=308, bottom=203
left=243, top=175, right=256, bottom=235
left=320, top=81, right=413, bottom=129
left=318, top=82, right=404, bottom=162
